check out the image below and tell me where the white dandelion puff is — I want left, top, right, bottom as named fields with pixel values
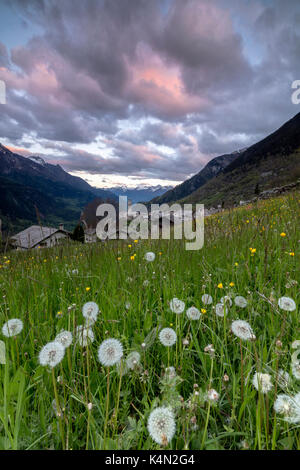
left=82, top=301, right=99, bottom=325
left=169, top=298, right=185, bottom=314
left=292, top=340, right=300, bottom=349
left=202, top=294, right=213, bottom=305
left=39, top=341, right=65, bottom=368
left=206, top=388, right=220, bottom=402
left=274, top=394, right=300, bottom=424
left=186, top=306, right=201, bottom=320
left=215, top=303, right=228, bottom=317
left=98, top=338, right=123, bottom=366
left=278, top=296, right=296, bottom=312
left=2, top=319, right=23, bottom=337
left=292, top=361, right=300, bottom=380
left=276, top=369, right=291, bottom=389
left=159, top=328, right=177, bottom=347
left=220, top=296, right=232, bottom=307
left=76, top=325, right=94, bottom=347
left=234, top=296, right=248, bottom=308
left=231, top=320, right=256, bottom=341
left=164, top=366, right=177, bottom=380
left=147, top=407, right=176, bottom=446
left=126, top=351, right=141, bottom=370
left=55, top=330, right=73, bottom=349
left=145, top=252, right=155, bottom=262
left=252, top=372, right=273, bottom=394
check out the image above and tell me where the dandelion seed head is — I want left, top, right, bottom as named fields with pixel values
left=159, top=328, right=177, bottom=347
left=169, top=298, right=185, bottom=314
left=231, top=320, right=256, bottom=341
left=82, top=301, right=99, bottom=324
left=202, top=294, right=213, bottom=305
left=55, top=330, right=73, bottom=348
left=98, top=338, right=123, bottom=366
left=207, top=388, right=220, bottom=402
left=39, top=341, right=65, bottom=368
left=278, top=296, right=296, bottom=312
left=252, top=372, right=273, bottom=394
left=234, top=296, right=248, bottom=308
left=126, top=351, right=141, bottom=370
left=186, top=306, right=201, bottom=320
left=292, top=361, right=300, bottom=380
left=220, top=296, right=232, bottom=307
left=145, top=252, right=155, bottom=262
left=76, top=325, right=94, bottom=347
left=274, top=394, right=300, bottom=423
left=215, top=303, right=228, bottom=317
left=147, top=407, right=176, bottom=446
left=2, top=319, right=23, bottom=337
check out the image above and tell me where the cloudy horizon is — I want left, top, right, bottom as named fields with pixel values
left=0, top=0, right=300, bottom=189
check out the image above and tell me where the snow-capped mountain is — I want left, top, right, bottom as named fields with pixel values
left=107, top=185, right=173, bottom=203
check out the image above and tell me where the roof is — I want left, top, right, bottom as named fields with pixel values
left=11, top=225, right=67, bottom=249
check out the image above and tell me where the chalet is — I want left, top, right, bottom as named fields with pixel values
left=10, top=224, right=70, bottom=250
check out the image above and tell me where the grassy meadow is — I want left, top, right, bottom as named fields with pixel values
left=0, top=191, right=299, bottom=450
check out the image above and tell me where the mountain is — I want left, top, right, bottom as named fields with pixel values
left=183, top=112, right=300, bottom=207
left=107, top=185, right=173, bottom=203
left=149, top=152, right=240, bottom=205
left=0, top=144, right=117, bottom=233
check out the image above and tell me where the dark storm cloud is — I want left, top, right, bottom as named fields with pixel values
left=0, top=0, right=299, bottom=182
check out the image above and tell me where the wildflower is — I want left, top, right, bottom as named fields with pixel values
left=130, top=255, right=135, bottom=261
left=234, top=262, right=239, bottom=267
left=147, top=407, right=176, bottom=446
left=125, top=301, right=131, bottom=310
left=204, top=344, right=215, bottom=356
left=234, top=296, right=248, bottom=308
left=217, top=283, right=223, bottom=289
left=229, top=282, right=235, bottom=287
left=117, top=257, right=121, bottom=261
left=134, top=240, right=138, bottom=243
left=223, top=373, right=229, bottom=382
left=201, top=308, right=207, bottom=314
left=85, top=287, right=91, bottom=292
left=276, top=369, right=291, bottom=389
left=76, top=325, right=95, bottom=347
left=145, top=252, right=155, bottom=262
left=252, top=372, right=273, bottom=394
left=39, top=341, right=65, bottom=368
left=201, top=294, right=213, bottom=305
left=159, top=328, right=177, bottom=347
left=55, top=330, right=73, bottom=349
left=231, top=320, right=256, bottom=341
left=220, top=296, right=232, bottom=307
left=169, top=298, right=185, bottom=314
left=292, top=362, right=300, bottom=380
left=126, top=351, right=141, bottom=370
left=274, top=394, right=300, bottom=423
left=280, top=232, right=286, bottom=237
left=249, top=248, right=256, bottom=254
left=87, top=403, right=93, bottom=411
left=289, top=252, right=295, bottom=257
left=164, top=366, right=177, bottom=380
left=206, top=389, right=220, bottom=402
left=2, top=319, right=23, bottom=337
left=82, top=301, right=99, bottom=325
left=182, top=338, right=189, bottom=346
left=98, top=338, right=123, bottom=366
left=278, top=296, right=296, bottom=312
left=215, top=303, right=228, bottom=317
left=186, top=306, right=201, bottom=320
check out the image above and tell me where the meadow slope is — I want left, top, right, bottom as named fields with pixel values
left=0, top=191, right=299, bottom=450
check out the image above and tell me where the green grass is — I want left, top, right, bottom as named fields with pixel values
left=0, top=191, right=299, bottom=450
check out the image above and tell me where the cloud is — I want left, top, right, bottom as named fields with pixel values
left=0, top=0, right=299, bottom=185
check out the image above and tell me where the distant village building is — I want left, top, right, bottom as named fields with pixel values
left=10, top=224, right=70, bottom=250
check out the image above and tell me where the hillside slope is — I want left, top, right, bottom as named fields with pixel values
left=183, top=112, right=300, bottom=207
left=149, top=152, right=239, bottom=205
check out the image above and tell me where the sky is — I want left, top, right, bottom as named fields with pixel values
left=0, top=0, right=300, bottom=189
